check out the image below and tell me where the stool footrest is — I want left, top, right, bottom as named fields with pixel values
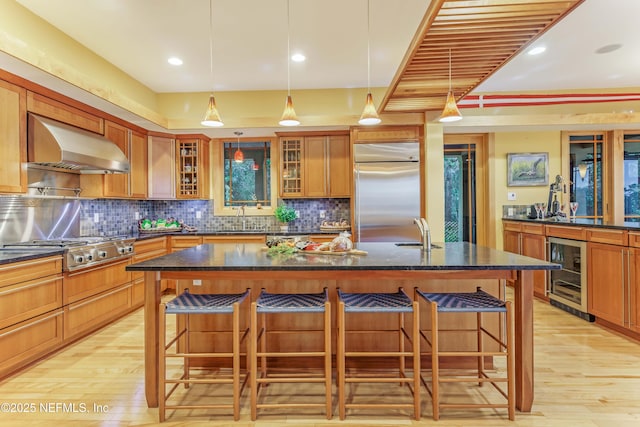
left=345, top=403, right=416, bottom=409
left=166, top=378, right=235, bottom=385
left=257, top=403, right=328, bottom=409
left=257, top=351, right=326, bottom=357
left=169, top=352, right=234, bottom=358
left=346, top=377, right=414, bottom=384
left=437, top=351, right=506, bottom=357
left=257, top=377, right=327, bottom=384
left=345, top=351, right=414, bottom=357
left=165, top=404, right=233, bottom=410
left=439, top=377, right=509, bottom=383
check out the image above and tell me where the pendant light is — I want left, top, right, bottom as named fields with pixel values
left=438, top=48, right=462, bottom=123
left=233, top=131, right=244, bottom=163
left=279, top=0, right=300, bottom=126
left=201, top=0, right=224, bottom=127
left=358, top=0, right=381, bottom=126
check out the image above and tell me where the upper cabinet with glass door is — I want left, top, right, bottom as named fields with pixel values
left=280, top=137, right=303, bottom=197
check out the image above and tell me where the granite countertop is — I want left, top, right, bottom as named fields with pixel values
left=0, top=249, right=64, bottom=266
left=503, top=216, right=640, bottom=231
left=126, top=242, right=559, bottom=272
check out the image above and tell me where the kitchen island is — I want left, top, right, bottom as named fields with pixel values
left=127, top=241, right=559, bottom=413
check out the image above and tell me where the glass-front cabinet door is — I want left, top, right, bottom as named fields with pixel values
left=176, top=139, right=200, bottom=199
left=280, top=137, right=303, bottom=197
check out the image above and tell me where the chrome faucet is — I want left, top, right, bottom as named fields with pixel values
left=413, top=217, right=432, bottom=252
left=236, top=205, right=246, bottom=230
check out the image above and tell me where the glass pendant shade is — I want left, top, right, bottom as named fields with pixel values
left=279, top=95, right=300, bottom=126
left=234, top=149, right=244, bottom=163
left=439, top=91, right=463, bottom=123
left=201, top=95, right=224, bottom=127
left=578, top=163, right=587, bottom=179
left=358, top=92, right=381, bottom=125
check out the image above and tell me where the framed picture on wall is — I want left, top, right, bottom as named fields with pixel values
left=507, top=152, right=549, bottom=186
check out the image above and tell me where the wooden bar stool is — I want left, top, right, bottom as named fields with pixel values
left=336, top=287, right=420, bottom=420
left=159, top=288, right=251, bottom=422
left=415, top=286, right=515, bottom=420
left=250, top=288, right=332, bottom=420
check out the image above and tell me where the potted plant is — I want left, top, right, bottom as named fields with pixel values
left=274, top=204, right=297, bottom=231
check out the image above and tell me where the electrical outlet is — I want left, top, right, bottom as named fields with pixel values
left=295, top=210, right=300, bottom=218
left=196, top=210, right=202, bottom=219
left=134, top=212, right=140, bottom=220
left=508, top=207, right=514, bottom=217
left=319, top=210, right=326, bottom=219
left=94, top=213, right=100, bottom=223
left=193, top=280, right=202, bottom=286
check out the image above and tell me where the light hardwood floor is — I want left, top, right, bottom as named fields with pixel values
left=1, top=292, right=639, bottom=427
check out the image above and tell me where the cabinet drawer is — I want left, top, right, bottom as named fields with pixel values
left=0, top=256, right=62, bottom=288
left=202, top=235, right=266, bottom=244
left=502, top=221, right=522, bottom=232
left=587, top=228, right=628, bottom=246
left=546, top=225, right=586, bottom=240
left=134, top=237, right=167, bottom=254
left=170, top=236, right=202, bottom=248
left=63, top=259, right=130, bottom=304
left=521, top=223, right=545, bottom=235
left=629, top=232, right=640, bottom=248
left=0, top=275, right=62, bottom=329
left=64, top=284, right=132, bottom=341
left=0, top=309, right=63, bottom=378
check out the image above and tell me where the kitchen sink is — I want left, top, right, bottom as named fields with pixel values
left=394, top=242, right=441, bottom=249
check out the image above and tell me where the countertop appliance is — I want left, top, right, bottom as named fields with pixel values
left=354, top=142, right=421, bottom=242
left=2, top=236, right=135, bottom=271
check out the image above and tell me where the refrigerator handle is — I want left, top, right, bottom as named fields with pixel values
left=354, top=165, right=360, bottom=243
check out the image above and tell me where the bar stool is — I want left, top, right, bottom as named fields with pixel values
left=159, top=288, right=251, bottom=422
left=336, top=287, right=420, bottom=420
left=250, top=288, right=332, bottom=420
left=415, top=286, right=515, bottom=420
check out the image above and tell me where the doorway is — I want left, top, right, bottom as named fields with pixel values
left=443, top=134, right=487, bottom=245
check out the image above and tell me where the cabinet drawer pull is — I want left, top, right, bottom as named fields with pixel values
left=0, top=276, right=61, bottom=296
left=0, top=310, right=62, bottom=338
left=0, top=256, right=60, bottom=272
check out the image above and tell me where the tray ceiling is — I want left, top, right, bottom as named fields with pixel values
left=380, top=0, right=586, bottom=113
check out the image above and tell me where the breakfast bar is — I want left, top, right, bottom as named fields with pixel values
left=127, top=241, right=559, bottom=413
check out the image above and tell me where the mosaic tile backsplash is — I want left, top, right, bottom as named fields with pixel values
left=80, top=198, right=351, bottom=236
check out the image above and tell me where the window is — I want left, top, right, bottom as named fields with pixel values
left=223, top=140, right=271, bottom=208
left=623, top=133, right=640, bottom=222
left=569, top=133, right=603, bottom=219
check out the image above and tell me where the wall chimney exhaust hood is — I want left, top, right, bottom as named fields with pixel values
left=27, top=113, right=130, bottom=174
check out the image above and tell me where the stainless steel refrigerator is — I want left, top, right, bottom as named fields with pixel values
left=354, top=142, right=421, bottom=242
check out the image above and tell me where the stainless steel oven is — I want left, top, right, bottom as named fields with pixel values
left=547, top=237, right=593, bottom=321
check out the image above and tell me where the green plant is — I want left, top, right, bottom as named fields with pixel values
left=274, top=204, right=297, bottom=223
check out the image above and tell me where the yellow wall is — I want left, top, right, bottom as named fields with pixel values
left=492, top=131, right=562, bottom=249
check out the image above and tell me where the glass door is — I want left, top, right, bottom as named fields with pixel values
left=444, top=144, right=476, bottom=243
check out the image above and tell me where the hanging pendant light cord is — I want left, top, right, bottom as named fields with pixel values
left=286, top=0, right=291, bottom=96
left=208, top=0, right=214, bottom=92
left=448, top=48, right=452, bottom=92
left=366, top=0, right=371, bottom=92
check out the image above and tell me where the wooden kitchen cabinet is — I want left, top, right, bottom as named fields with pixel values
left=129, top=129, right=148, bottom=198
left=279, top=132, right=351, bottom=198
left=0, top=255, right=64, bottom=378
left=26, top=91, right=103, bottom=134
left=0, top=79, right=27, bottom=194
left=502, top=221, right=548, bottom=298
left=587, top=241, right=627, bottom=327
left=176, top=136, right=210, bottom=199
left=148, top=135, right=176, bottom=199
left=103, top=121, right=148, bottom=198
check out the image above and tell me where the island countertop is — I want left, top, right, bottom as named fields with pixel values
left=126, top=241, right=560, bottom=272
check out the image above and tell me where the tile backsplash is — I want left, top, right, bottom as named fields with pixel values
left=79, top=198, right=350, bottom=236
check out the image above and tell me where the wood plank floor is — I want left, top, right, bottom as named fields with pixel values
left=1, top=292, right=639, bottom=426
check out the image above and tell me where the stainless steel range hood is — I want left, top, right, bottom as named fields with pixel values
left=27, top=113, right=130, bottom=174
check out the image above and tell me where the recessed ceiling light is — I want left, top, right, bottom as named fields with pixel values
left=167, top=57, right=183, bottom=66
left=596, top=44, right=622, bottom=54
left=527, top=46, right=546, bottom=56
left=291, top=53, right=306, bottom=62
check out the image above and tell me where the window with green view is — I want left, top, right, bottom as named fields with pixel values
left=223, top=140, right=271, bottom=207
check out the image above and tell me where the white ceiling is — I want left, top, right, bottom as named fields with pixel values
left=7, top=0, right=640, bottom=134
